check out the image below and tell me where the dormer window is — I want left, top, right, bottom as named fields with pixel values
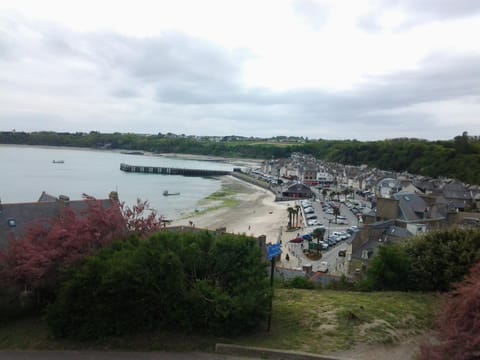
left=7, top=219, right=16, bottom=227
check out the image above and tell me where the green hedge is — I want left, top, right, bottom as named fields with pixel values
left=364, top=228, right=480, bottom=292
left=47, top=232, right=270, bottom=340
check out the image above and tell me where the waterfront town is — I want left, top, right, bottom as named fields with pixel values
left=3, top=150, right=479, bottom=287
left=242, top=152, right=480, bottom=283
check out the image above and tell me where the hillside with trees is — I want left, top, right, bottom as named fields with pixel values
left=1, top=131, right=479, bottom=184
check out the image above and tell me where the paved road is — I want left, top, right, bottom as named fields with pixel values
left=0, top=350, right=256, bottom=360
left=277, top=194, right=359, bottom=274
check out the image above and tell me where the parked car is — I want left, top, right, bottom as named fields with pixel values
left=327, top=235, right=340, bottom=245
left=318, top=261, right=329, bottom=273
left=319, top=241, right=329, bottom=250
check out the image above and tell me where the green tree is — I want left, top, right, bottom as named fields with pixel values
left=312, top=227, right=326, bottom=255
left=329, top=191, right=336, bottom=201
left=295, top=205, right=301, bottom=228
left=405, top=228, right=480, bottom=292
left=287, top=207, right=295, bottom=229
left=321, top=188, right=328, bottom=200
left=365, top=244, right=411, bottom=291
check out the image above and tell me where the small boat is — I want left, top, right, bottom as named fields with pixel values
left=163, top=190, right=180, bottom=196
left=52, top=160, right=65, bottom=164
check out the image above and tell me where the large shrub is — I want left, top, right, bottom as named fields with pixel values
left=47, top=231, right=270, bottom=339
left=364, top=228, right=480, bottom=292
left=364, top=244, right=412, bottom=291
left=405, top=228, right=480, bottom=292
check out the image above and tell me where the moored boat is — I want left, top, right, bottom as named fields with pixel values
left=163, top=190, right=180, bottom=196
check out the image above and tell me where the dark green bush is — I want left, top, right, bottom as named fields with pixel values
left=405, top=228, right=480, bottom=292
left=0, top=288, right=39, bottom=323
left=365, top=244, right=412, bottom=291
left=363, top=228, right=480, bottom=292
left=47, top=231, right=270, bottom=339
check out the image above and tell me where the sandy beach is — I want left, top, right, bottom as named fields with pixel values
left=174, top=175, right=291, bottom=245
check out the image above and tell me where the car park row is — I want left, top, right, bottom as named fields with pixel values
left=298, top=198, right=360, bottom=252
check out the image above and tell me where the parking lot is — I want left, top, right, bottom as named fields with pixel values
left=278, top=195, right=363, bottom=275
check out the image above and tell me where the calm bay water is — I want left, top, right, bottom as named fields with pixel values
left=0, top=145, right=235, bottom=219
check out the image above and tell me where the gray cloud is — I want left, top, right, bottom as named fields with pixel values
left=0, top=15, right=479, bottom=140
left=359, top=0, right=480, bottom=31
left=292, top=0, right=330, bottom=30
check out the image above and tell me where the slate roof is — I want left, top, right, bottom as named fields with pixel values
left=351, top=238, right=378, bottom=261
left=38, top=191, right=58, bottom=202
left=282, top=183, right=314, bottom=198
left=384, top=225, right=413, bottom=239
left=0, top=194, right=117, bottom=248
left=443, top=181, right=472, bottom=201
left=393, top=192, right=428, bottom=221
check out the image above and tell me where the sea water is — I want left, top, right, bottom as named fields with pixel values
left=0, top=145, right=237, bottom=219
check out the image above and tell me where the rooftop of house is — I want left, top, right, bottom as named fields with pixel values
left=0, top=192, right=117, bottom=248
left=393, top=191, right=428, bottom=222
left=285, top=183, right=313, bottom=194
left=384, top=225, right=413, bottom=239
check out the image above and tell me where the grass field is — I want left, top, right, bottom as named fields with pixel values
left=0, top=289, right=437, bottom=355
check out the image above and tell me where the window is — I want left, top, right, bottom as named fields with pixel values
left=7, top=219, right=16, bottom=227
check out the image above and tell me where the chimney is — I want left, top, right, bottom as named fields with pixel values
left=58, top=195, right=70, bottom=206
left=109, top=191, right=119, bottom=202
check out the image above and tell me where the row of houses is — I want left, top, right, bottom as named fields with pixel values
left=259, top=153, right=480, bottom=277
left=262, top=152, right=480, bottom=214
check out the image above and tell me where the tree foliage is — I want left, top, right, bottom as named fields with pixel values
left=312, top=227, right=325, bottom=255
left=0, top=197, right=163, bottom=296
left=419, top=261, right=480, bottom=360
left=364, top=244, right=411, bottom=291
left=364, top=229, right=480, bottom=292
left=46, top=231, right=270, bottom=339
left=405, top=228, right=480, bottom=292
left=1, top=131, right=479, bottom=184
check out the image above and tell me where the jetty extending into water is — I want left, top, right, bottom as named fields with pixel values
left=120, top=163, right=232, bottom=177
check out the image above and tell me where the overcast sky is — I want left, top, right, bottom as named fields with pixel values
left=1, top=0, right=480, bottom=140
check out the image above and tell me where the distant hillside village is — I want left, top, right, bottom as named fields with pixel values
left=247, top=152, right=480, bottom=277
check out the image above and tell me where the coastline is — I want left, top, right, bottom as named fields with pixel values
left=1, top=144, right=274, bottom=234
left=156, top=152, right=263, bottom=168
left=174, top=175, right=290, bottom=244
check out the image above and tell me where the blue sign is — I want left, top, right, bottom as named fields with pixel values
left=267, top=243, right=282, bottom=260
